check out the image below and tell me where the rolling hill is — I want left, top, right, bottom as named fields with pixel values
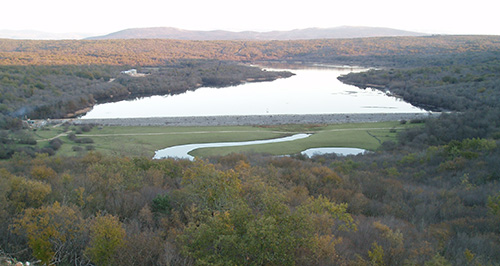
left=87, top=26, right=426, bottom=40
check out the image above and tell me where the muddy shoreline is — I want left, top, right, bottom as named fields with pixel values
left=71, top=113, right=435, bottom=127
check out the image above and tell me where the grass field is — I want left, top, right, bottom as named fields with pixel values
left=32, top=120, right=417, bottom=158
left=190, top=122, right=403, bottom=157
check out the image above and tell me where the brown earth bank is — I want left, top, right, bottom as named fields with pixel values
left=68, top=113, right=435, bottom=127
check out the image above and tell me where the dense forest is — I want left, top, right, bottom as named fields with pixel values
left=1, top=36, right=500, bottom=66
left=1, top=35, right=500, bottom=265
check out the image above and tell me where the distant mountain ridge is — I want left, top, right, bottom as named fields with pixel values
left=87, top=26, right=427, bottom=40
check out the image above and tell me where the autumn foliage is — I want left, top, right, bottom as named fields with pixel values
left=1, top=36, right=500, bottom=66
left=0, top=139, right=498, bottom=265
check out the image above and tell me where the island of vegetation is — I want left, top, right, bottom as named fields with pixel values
left=1, top=35, right=500, bottom=265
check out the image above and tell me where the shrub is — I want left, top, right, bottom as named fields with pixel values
left=72, top=146, right=83, bottom=152
left=85, top=145, right=95, bottom=151
left=49, top=138, right=63, bottom=150
left=67, top=133, right=76, bottom=141
left=40, top=147, right=55, bottom=156
left=80, top=124, right=94, bottom=132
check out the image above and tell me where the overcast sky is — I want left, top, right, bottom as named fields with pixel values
left=2, top=0, right=499, bottom=36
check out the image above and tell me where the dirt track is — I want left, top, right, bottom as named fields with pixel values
left=71, top=113, right=435, bottom=127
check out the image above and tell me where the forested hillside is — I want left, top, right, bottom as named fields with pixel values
left=337, top=49, right=500, bottom=149
left=338, top=51, right=500, bottom=112
left=1, top=35, right=500, bottom=265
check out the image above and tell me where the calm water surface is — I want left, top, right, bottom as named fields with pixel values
left=82, top=66, right=426, bottom=119
left=154, top=133, right=311, bottom=160
left=153, top=135, right=367, bottom=160
left=301, top=147, right=366, bottom=157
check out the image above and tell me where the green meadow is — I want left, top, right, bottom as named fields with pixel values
left=33, top=120, right=415, bottom=158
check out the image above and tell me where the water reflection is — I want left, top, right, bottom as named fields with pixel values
left=82, top=66, right=426, bottom=119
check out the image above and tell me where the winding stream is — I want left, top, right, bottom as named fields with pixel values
left=153, top=133, right=367, bottom=160
left=154, top=134, right=311, bottom=160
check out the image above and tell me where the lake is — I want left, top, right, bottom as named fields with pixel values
left=81, top=66, right=426, bottom=119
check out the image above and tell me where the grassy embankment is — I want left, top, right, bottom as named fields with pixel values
left=32, top=121, right=419, bottom=158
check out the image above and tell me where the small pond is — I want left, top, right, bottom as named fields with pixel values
left=301, top=147, right=366, bottom=157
